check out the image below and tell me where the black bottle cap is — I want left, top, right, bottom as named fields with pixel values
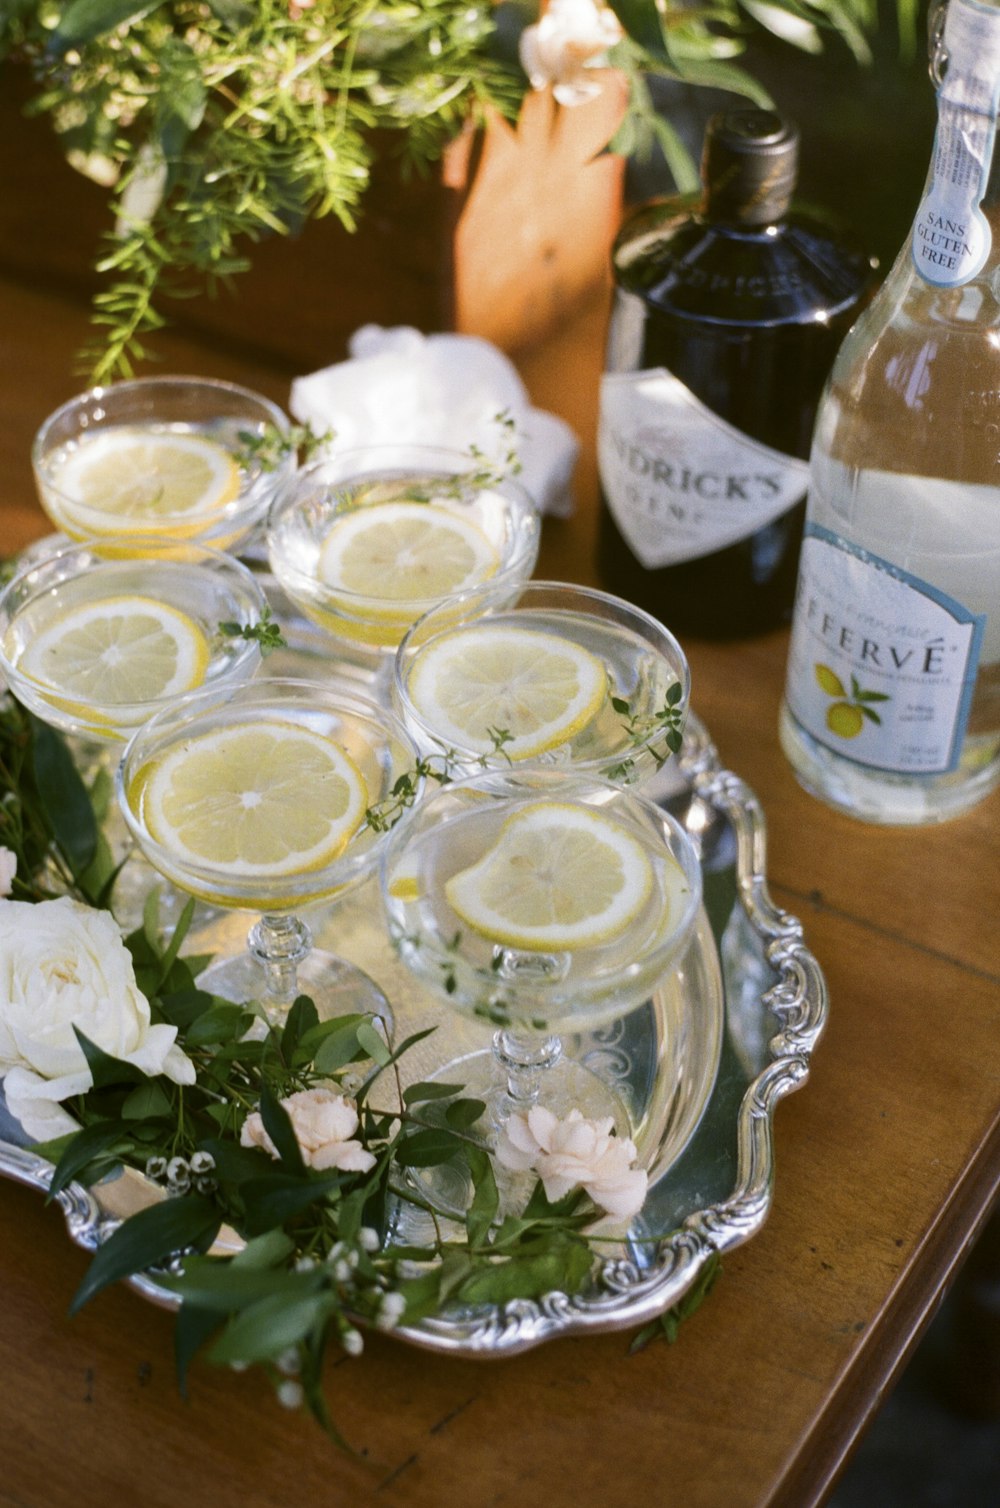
left=702, top=109, right=800, bottom=225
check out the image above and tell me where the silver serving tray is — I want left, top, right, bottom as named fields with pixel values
left=0, top=708, right=827, bottom=1356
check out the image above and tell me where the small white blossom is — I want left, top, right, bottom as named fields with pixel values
left=0, top=847, right=16, bottom=898
left=495, top=1105, right=648, bottom=1221
left=276, top=1348, right=301, bottom=1377
left=341, top=1327, right=364, bottom=1357
left=240, top=1086, right=376, bottom=1174
left=276, top=1380, right=305, bottom=1410
left=376, top=1291, right=407, bottom=1330
left=189, top=1150, right=216, bottom=1176
left=358, top=1226, right=381, bottom=1253
left=519, top=0, right=623, bottom=107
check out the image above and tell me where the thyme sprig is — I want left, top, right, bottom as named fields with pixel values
left=217, top=604, right=287, bottom=657
left=605, top=681, right=685, bottom=783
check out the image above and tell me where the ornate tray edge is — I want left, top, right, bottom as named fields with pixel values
left=0, top=717, right=829, bottom=1356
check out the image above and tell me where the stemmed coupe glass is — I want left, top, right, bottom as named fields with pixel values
left=118, top=677, right=419, bottom=1025
left=393, top=578, right=690, bottom=784
left=265, top=443, right=540, bottom=693
left=380, top=769, right=703, bottom=1212
left=32, top=375, right=294, bottom=555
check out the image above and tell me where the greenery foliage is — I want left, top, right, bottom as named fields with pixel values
left=0, top=0, right=885, bottom=380
left=0, top=691, right=721, bottom=1436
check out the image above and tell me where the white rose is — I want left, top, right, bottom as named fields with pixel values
left=496, top=1104, right=648, bottom=1220
left=519, top=0, right=623, bottom=107
left=0, top=847, right=16, bottom=898
left=241, top=1087, right=376, bottom=1174
left=0, top=896, right=195, bottom=1141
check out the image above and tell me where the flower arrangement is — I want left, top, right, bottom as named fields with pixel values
left=0, top=688, right=719, bottom=1437
left=0, top=0, right=882, bottom=381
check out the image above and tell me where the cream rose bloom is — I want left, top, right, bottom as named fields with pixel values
left=519, top=0, right=623, bottom=107
left=241, top=1087, right=376, bottom=1174
left=0, top=847, right=16, bottom=898
left=496, top=1105, right=648, bottom=1220
left=0, top=897, right=195, bottom=1141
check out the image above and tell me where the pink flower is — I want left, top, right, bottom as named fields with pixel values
left=495, top=1104, right=647, bottom=1220
left=241, top=1087, right=376, bottom=1173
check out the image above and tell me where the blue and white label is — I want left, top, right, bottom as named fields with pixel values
left=913, top=0, right=1000, bottom=287
left=785, top=525, right=985, bottom=775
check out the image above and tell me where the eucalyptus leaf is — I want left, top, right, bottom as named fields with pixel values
left=356, top=1019, right=392, bottom=1066
left=455, top=1235, right=595, bottom=1306
left=280, top=995, right=320, bottom=1060
left=445, top=1097, right=486, bottom=1131
left=401, top=1080, right=467, bottom=1105
left=162, top=1260, right=322, bottom=1313
left=175, top=1303, right=222, bottom=1397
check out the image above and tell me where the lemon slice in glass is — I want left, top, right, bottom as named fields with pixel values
left=139, top=722, right=369, bottom=878
left=317, top=501, right=500, bottom=616
left=18, top=594, right=210, bottom=705
left=408, top=624, right=607, bottom=758
left=444, top=800, right=655, bottom=951
left=50, top=429, right=240, bottom=534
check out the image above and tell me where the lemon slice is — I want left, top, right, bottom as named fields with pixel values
left=49, top=429, right=240, bottom=534
left=18, top=594, right=210, bottom=705
left=140, top=721, right=369, bottom=877
left=408, top=624, right=607, bottom=758
left=444, top=801, right=654, bottom=951
left=317, top=501, right=500, bottom=615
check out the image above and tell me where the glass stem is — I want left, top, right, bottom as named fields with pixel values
left=492, top=1028, right=562, bottom=1124
left=248, top=913, right=311, bottom=1003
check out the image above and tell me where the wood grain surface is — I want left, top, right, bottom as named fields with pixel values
left=0, top=204, right=998, bottom=1508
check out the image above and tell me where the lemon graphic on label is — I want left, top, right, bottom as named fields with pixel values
left=814, top=663, right=891, bottom=740
left=826, top=703, right=865, bottom=738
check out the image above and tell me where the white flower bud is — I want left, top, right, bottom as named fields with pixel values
left=341, top=1327, right=364, bottom=1357
left=276, top=1380, right=305, bottom=1410
left=358, top=1226, right=380, bottom=1253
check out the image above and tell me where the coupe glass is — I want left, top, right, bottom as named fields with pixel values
left=265, top=444, right=540, bottom=689
left=394, top=578, right=690, bottom=784
left=0, top=536, right=268, bottom=746
left=32, top=375, right=294, bottom=554
left=380, top=769, right=703, bottom=1211
left=118, top=676, right=419, bottom=1025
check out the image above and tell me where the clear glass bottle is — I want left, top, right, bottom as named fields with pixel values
left=780, top=0, right=1000, bottom=823
left=596, top=109, right=877, bottom=638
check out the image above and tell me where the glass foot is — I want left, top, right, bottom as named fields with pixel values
left=397, top=1046, right=633, bottom=1222
left=197, top=948, right=394, bottom=1031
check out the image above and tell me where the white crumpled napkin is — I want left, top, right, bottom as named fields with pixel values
left=288, top=325, right=579, bottom=517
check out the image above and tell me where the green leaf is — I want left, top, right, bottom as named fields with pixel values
left=445, top=1097, right=487, bottom=1131
left=356, top=1019, right=391, bottom=1066
left=163, top=1260, right=322, bottom=1313
left=230, top=1229, right=296, bottom=1271
left=259, top=1083, right=306, bottom=1174
left=207, top=1291, right=338, bottom=1367
left=183, top=1004, right=255, bottom=1046
left=72, top=1028, right=149, bottom=1090
left=308, top=1015, right=375, bottom=1074
left=394, top=1128, right=464, bottom=1168
left=69, top=1195, right=220, bottom=1315
left=401, top=1080, right=467, bottom=1106
left=29, top=715, right=96, bottom=877
left=455, top=1234, right=594, bottom=1306
left=465, top=1145, right=499, bottom=1249
left=50, top=0, right=159, bottom=52
left=280, top=995, right=320, bottom=1061
left=120, top=1081, right=173, bottom=1121
left=46, top=1121, right=128, bottom=1199
left=239, top=1172, right=347, bottom=1235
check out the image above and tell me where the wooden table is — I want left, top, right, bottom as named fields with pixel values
left=1, top=261, right=998, bottom=1508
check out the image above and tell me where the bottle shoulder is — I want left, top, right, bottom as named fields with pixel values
left=612, top=201, right=877, bottom=325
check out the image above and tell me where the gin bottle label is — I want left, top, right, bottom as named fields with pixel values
left=598, top=368, right=809, bottom=569
left=785, top=523, right=985, bottom=775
